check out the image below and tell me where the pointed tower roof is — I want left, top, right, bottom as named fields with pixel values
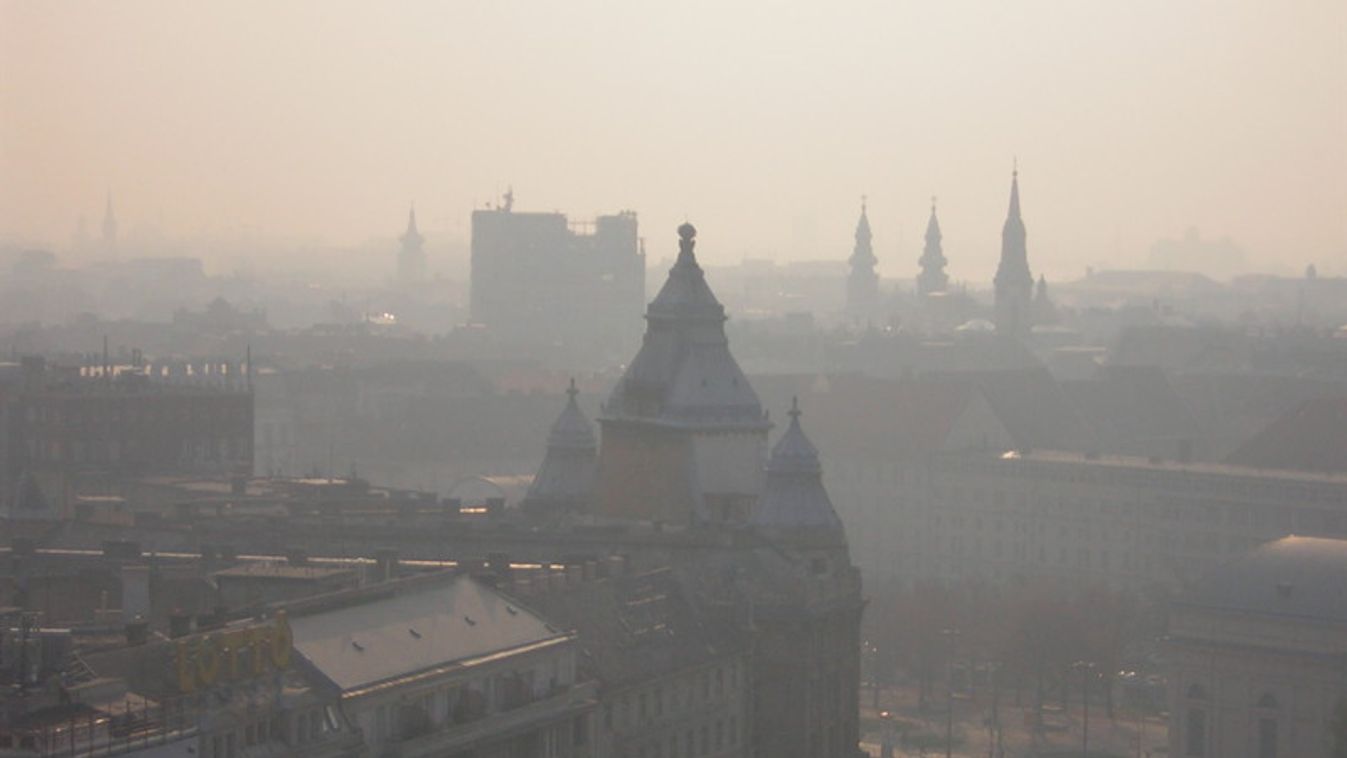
left=102, top=191, right=118, bottom=243
left=1002, top=166, right=1026, bottom=245
left=547, top=378, right=597, bottom=450
left=401, top=205, right=424, bottom=247
left=855, top=198, right=872, bottom=244
left=606, top=224, right=766, bottom=427
left=848, top=198, right=877, bottom=269
left=995, top=164, right=1032, bottom=303
left=645, top=223, right=725, bottom=319
left=524, top=379, right=597, bottom=513
left=925, top=199, right=942, bottom=244
left=751, top=399, right=843, bottom=531
left=917, top=198, right=949, bottom=296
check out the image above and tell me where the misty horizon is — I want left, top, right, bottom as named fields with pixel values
left=3, top=0, right=1345, bottom=283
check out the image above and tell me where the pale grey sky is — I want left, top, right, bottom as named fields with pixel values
left=2, top=0, right=1344, bottom=281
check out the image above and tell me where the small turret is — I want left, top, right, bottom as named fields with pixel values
left=523, top=379, right=597, bottom=516
left=751, top=398, right=844, bottom=539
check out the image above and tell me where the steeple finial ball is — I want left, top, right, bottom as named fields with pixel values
left=677, top=222, right=697, bottom=242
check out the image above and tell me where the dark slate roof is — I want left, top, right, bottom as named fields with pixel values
left=1061, top=365, right=1197, bottom=452
left=1225, top=396, right=1347, bottom=474
left=527, top=568, right=745, bottom=690
left=751, top=374, right=991, bottom=461
left=605, top=225, right=767, bottom=429
left=525, top=381, right=597, bottom=507
left=928, top=366, right=1091, bottom=452
left=751, top=400, right=842, bottom=531
left=1179, top=536, right=1347, bottom=623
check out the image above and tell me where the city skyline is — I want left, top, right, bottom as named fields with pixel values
left=3, top=0, right=1345, bottom=281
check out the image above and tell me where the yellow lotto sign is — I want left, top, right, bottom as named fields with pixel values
left=175, top=612, right=293, bottom=693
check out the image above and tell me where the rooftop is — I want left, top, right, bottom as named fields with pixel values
left=288, top=573, right=568, bottom=694
left=1178, top=536, right=1347, bottom=623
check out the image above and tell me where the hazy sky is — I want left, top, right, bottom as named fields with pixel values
left=3, top=0, right=1345, bottom=281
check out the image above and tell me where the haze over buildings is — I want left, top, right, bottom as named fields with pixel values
left=3, top=0, right=1345, bottom=280
left=5, top=2, right=1347, bottom=757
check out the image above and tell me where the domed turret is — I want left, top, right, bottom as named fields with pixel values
left=523, top=379, right=596, bottom=515
left=751, top=398, right=843, bottom=534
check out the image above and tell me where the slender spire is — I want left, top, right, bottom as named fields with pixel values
left=847, top=197, right=880, bottom=320
left=400, top=204, right=424, bottom=247
left=917, top=196, right=949, bottom=296
left=995, top=164, right=1033, bottom=338
left=854, top=196, right=872, bottom=244
left=101, top=190, right=118, bottom=252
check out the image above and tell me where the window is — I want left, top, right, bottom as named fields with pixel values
left=1258, top=718, right=1277, bottom=758
left=1185, top=708, right=1205, bottom=756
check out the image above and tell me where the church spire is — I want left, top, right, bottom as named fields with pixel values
left=917, top=197, right=949, bottom=296
left=401, top=204, right=422, bottom=245
left=101, top=190, right=118, bottom=256
left=397, top=203, right=426, bottom=286
left=846, top=196, right=880, bottom=322
left=994, top=164, right=1033, bottom=339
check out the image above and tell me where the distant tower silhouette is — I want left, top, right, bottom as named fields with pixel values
left=994, top=166, right=1033, bottom=339
left=397, top=204, right=426, bottom=286
left=846, top=197, right=879, bottom=322
left=101, top=191, right=118, bottom=258
left=1033, top=274, right=1059, bottom=325
left=916, top=198, right=949, bottom=296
